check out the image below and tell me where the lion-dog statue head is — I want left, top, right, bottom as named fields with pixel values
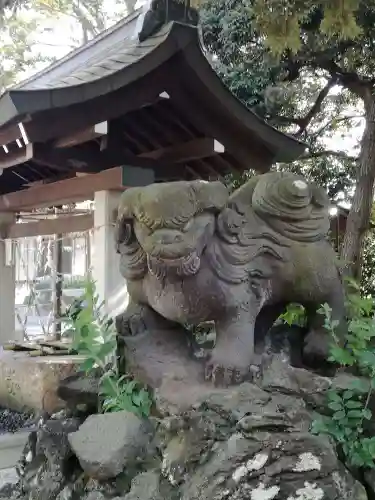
left=115, top=180, right=228, bottom=281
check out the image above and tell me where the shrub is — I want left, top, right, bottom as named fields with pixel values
left=311, top=281, right=375, bottom=469
left=63, top=279, right=153, bottom=418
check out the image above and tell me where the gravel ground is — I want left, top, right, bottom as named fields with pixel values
left=0, top=409, right=34, bottom=434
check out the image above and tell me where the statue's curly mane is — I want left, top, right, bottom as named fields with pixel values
left=206, top=172, right=330, bottom=285
left=207, top=217, right=288, bottom=285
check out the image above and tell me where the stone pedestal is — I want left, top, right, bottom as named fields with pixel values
left=0, top=350, right=85, bottom=413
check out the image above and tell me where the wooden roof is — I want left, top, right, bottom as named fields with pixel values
left=0, top=4, right=305, bottom=205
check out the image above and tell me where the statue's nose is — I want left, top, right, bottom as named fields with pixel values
left=153, top=230, right=183, bottom=244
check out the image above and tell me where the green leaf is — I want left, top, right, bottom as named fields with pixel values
left=344, top=400, right=363, bottom=409
left=124, top=380, right=138, bottom=394
left=100, top=374, right=118, bottom=398
left=329, top=346, right=355, bottom=365
left=97, top=341, right=116, bottom=360
left=342, top=390, right=354, bottom=400
left=359, top=350, right=375, bottom=369
left=347, top=410, right=365, bottom=419
left=328, top=391, right=342, bottom=402
left=343, top=378, right=369, bottom=394
left=332, top=410, right=346, bottom=420
left=328, top=402, right=343, bottom=412
left=363, top=408, right=373, bottom=420
left=81, top=357, right=96, bottom=373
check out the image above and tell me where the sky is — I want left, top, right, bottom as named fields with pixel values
left=28, top=0, right=148, bottom=63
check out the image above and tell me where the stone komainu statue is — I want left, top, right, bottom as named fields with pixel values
left=114, top=172, right=345, bottom=386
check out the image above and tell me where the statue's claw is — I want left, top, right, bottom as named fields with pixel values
left=205, top=355, right=261, bottom=387
left=115, top=310, right=145, bottom=337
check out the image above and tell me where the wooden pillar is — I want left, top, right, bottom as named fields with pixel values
left=0, top=213, right=19, bottom=345
left=92, top=191, right=128, bottom=318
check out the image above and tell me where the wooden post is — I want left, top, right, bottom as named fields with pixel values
left=52, top=207, right=63, bottom=340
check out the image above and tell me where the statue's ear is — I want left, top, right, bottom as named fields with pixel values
left=117, top=187, right=141, bottom=221
left=228, top=175, right=262, bottom=214
left=191, top=180, right=229, bottom=212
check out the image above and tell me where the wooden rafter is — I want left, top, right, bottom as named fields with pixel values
left=0, top=124, right=23, bottom=147
left=54, top=121, right=108, bottom=148
left=0, top=144, right=33, bottom=170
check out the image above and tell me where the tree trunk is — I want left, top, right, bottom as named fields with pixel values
left=341, top=96, right=375, bottom=279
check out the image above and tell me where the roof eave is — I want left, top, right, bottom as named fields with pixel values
left=176, top=33, right=306, bottom=164
left=0, top=22, right=193, bottom=130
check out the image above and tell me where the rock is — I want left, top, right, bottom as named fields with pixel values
left=0, top=468, right=19, bottom=499
left=22, top=460, right=67, bottom=500
left=364, top=469, right=375, bottom=499
left=37, top=417, right=80, bottom=462
left=122, top=471, right=167, bottom=500
left=68, top=411, right=154, bottom=480
left=57, top=371, right=100, bottom=412
left=260, top=354, right=332, bottom=411
left=157, top=382, right=367, bottom=500
left=82, top=493, right=106, bottom=500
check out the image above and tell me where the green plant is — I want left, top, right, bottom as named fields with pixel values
left=63, top=279, right=153, bottom=418
left=278, top=303, right=307, bottom=328
left=311, top=288, right=375, bottom=469
left=100, top=376, right=152, bottom=416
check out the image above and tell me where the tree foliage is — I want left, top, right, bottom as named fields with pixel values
left=0, top=0, right=137, bottom=91
left=0, top=4, right=55, bottom=91
left=201, top=0, right=375, bottom=276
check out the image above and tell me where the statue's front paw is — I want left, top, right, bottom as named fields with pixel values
left=205, top=353, right=261, bottom=387
left=115, top=309, right=147, bottom=337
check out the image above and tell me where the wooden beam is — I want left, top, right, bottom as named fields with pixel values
left=140, top=137, right=224, bottom=163
left=54, top=121, right=108, bottom=148
left=0, top=168, right=124, bottom=212
left=4, top=213, right=94, bottom=239
left=0, top=124, right=22, bottom=147
left=0, top=144, right=33, bottom=170
left=32, top=143, right=188, bottom=177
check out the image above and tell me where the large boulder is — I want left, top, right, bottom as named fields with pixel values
left=68, top=411, right=154, bottom=480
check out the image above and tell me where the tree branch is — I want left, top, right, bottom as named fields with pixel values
left=299, top=150, right=358, bottom=161
left=312, top=114, right=365, bottom=139
left=295, top=78, right=336, bottom=136
left=312, top=56, right=374, bottom=100
left=271, top=115, right=303, bottom=126
left=271, top=79, right=336, bottom=134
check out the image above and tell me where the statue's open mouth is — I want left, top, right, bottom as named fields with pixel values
left=144, top=225, right=212, bottom=279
